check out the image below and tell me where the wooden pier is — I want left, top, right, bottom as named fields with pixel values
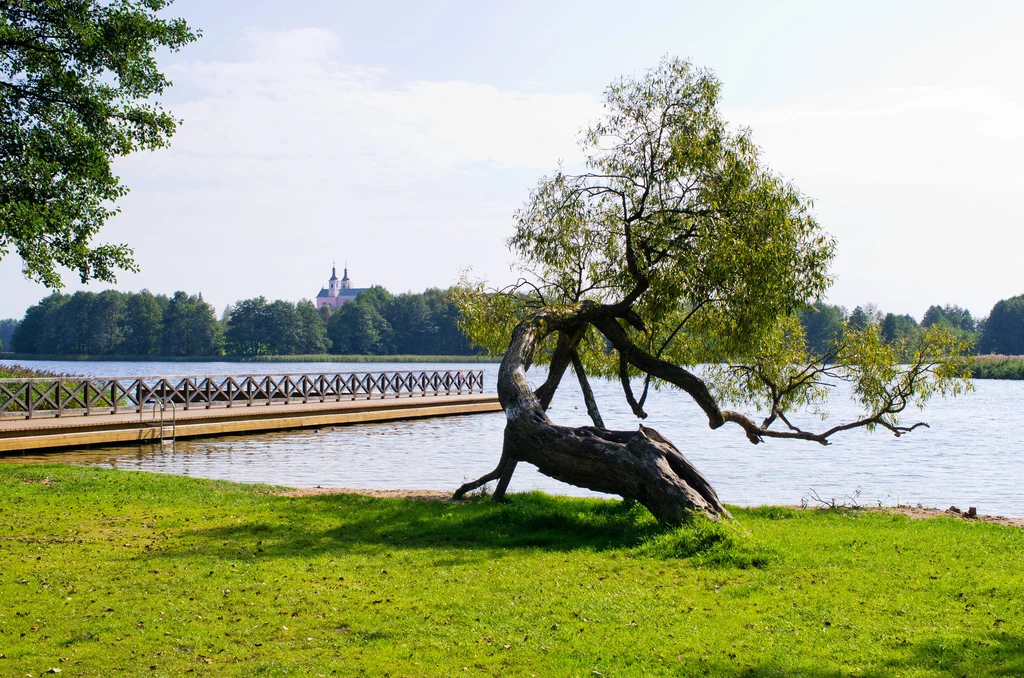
left=0, top=370, right=501, bottom=454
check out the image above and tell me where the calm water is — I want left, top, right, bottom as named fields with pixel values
left=2, top=359, right=1022, bottom=516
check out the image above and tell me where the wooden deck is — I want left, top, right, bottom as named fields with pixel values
left=0, top=394, right=502, bottom=454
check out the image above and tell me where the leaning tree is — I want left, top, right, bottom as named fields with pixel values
left=453, top=58, right=971, bottom=524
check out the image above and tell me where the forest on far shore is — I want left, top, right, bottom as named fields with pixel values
left=1, top=291, right=1022, bottom=359
left=798, top=296, right=1024, bottom=358
left=0, top=287, right=473, bottom=357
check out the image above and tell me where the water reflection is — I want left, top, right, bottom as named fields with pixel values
left=2, top=359, right=1021, bottom=516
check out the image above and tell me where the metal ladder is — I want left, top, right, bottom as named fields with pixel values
left=141, top=397, right=176, bottom=445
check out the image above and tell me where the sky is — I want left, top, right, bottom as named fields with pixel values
left=1, top=0, right=1022, bottom=321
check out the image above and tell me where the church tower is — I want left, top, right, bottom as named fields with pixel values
left=317, top=261, right=362, bottom=310
left=328, top=263, right=341, bottom=296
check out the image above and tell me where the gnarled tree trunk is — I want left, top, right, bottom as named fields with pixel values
left=454, top=311, right=730, bottom=524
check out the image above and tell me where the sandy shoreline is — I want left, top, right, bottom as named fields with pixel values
left=854, top=505, right=1024, bottom=528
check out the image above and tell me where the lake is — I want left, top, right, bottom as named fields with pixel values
left=2, top=358, right=1022, bottom=516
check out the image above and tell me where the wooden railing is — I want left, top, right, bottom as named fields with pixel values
left=0, top=370, right=485, bottom=420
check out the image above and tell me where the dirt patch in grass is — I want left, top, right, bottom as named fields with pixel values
left=874, top=505, right=1024, bottom=528
left=796, top=504, right=1024, bottom=528
left=277, top=485, right=452, bottom=501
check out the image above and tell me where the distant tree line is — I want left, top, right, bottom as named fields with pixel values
left=321, top=286, right=472, bottom=356
left=223, top=297, right=328, bottom=357
left=978, top=295, right=1024, bottom=355
left=0, top=318, right=17, bottom=352
left=8, top=290, right=222, bottom=356
left=4, top=289, right=1021, bottom=358
left=220, top=286, right=473, bottom=356
left=3, top=287, right=476, bottom=357
left=797, top=294, right=1024, bottom=357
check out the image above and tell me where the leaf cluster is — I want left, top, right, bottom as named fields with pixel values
left=507, top=58, right=834, bottom=363
left=1, top=0, right=198, bottom=287
left=708, top=317, right=973, bottom=440
left=458, top=56, right=971, bottom=444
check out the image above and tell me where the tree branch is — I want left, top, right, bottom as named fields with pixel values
left=533, top=329, right=582, bottom=410
left=571, top=349, right=605, bottom=429
left=593, top=314, right=725, bottom=427
left=618, top=352, right=648, bottom=419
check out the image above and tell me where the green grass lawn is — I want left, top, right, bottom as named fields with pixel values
left=1, top=465, right=1022, bottom=677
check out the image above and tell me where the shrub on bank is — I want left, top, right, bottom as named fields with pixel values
left=972, top=355, right=1024, bottom=380
left=0, top=363, right=64, bottom=379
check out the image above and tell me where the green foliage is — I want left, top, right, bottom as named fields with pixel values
left=327, top=290, right=393, bottom=355
left=9, top=289, right=155, bottom=354
left=9, top=286, right=475, bottom=358
left=0, top=0, right=199, bottom=288
left=461, top=58, right=836, bottom=377
left=501, top=58, right=833, bottom=368
left=919, top=304, right=981, bottom=350
left=847, top=304, right=881, bottom=332
left=328, top=286, right=476, bottom=356
left=9, top=292, right=65, bottom=353
left=225, top=297, right=327, bottom=357
left=3, top=465, right=1024, bottom=676
left=922, top=304, right=977, bottom=332
left=293, top=299, right=330, bottom=355
left=224, top=296, right=270, bottom=356
left=458, top=57, right=969, bottom=440
left=979, top=294, right=1024, bottom=355
left=837, top=323, right=973, bottom=430
left=706, top=314, right=830, bottom=418
left=880, top=312, right=919, bottom=347
left=158, top=291, right=220, bottom=356
left=86, top=289, right=124, bottom=354
left=797, top=300, right=845, bottom=357
left=262, top=300, right=298, bottom=355
left=118, top=289, right=164, bottom=355
left=709, top=317, right=972, bottom=435
left=972, top=354, right=1024, bottom=380
left=0, top=316, right=18, bottom=351
left=0, top=362, right=65, bottom=379
left=318, top=302, right=334, bottom=323
left=796, top=301, right=995, bottom=362
left=453, top=281, right=533, bottom=357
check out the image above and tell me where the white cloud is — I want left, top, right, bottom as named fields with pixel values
left=729, top=86, right=1024, bottom=188
left=727, top=85, right=1024, bottom=317
left=134, top=28, right=601, bottom=187
left=92, top=28, right=603, bottom=311
left=238, top=26, right=341, bottom=64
